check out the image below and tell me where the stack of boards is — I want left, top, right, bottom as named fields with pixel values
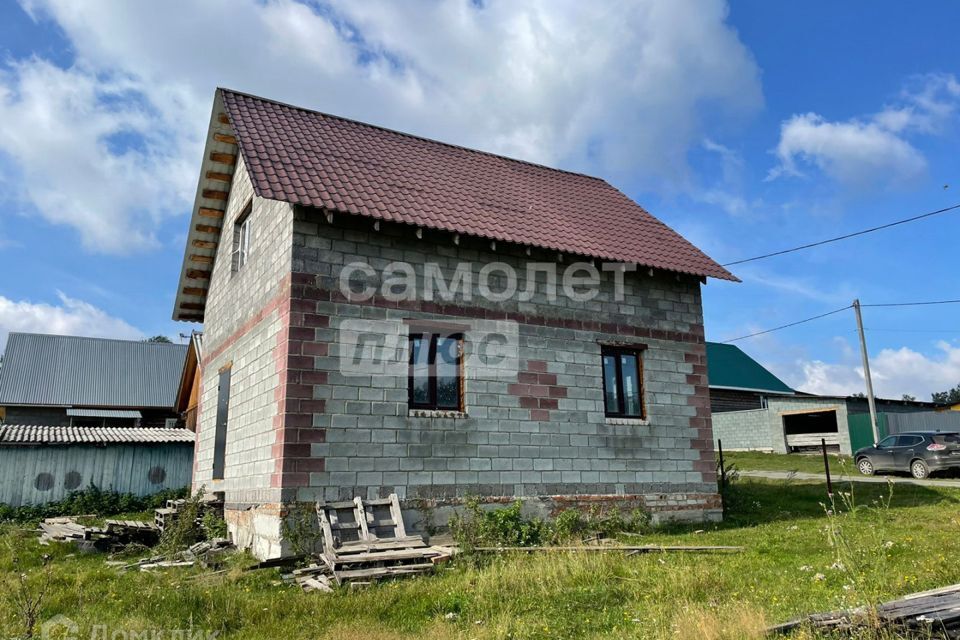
left=38, top=516, right=160, bottom=551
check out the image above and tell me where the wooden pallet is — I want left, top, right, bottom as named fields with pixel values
left=770, top=583, right=960, bottom=638
left=291, top=495, right=454, bottom=591
left=317, top=494, right=408, bottom=550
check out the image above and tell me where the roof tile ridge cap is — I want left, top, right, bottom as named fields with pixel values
left=217, top=87, right=607, bottom=182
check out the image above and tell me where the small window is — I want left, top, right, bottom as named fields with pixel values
left=409, top=331, right=463, bottom=410
left=601, top=345, right=645, bottom=418
left=232, top=202, right=252, bottom=271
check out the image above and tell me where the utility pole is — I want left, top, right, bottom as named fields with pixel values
left=853, top=299, right=880, bottom=443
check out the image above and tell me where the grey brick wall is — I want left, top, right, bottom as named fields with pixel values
left=712, top=396, right=852, bottom=454
left=288, top=209, right=718, bottom=505
left=193, top=156, right=294, bottom=510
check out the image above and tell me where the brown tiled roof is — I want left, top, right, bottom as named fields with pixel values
left=220, top=89, right=736, bottom=281
left=0, top=425, right=195, bottom=445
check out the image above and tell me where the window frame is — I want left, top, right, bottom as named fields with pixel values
left=600, top=345, right=646, bottom=419
left=408, top=331, right=464, bottom=411
left=232, top=201, right=252, bottom=272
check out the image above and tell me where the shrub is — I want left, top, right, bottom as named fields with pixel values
left=450, top=499, right=548, bottom=550
left=157, top=488, right=207, bottom=555
left=450, top=498, right=653, bottom=550
left=0, top=485, right=188, bottom=523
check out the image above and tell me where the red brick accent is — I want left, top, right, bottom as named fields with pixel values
left=270, top=281, right=330, bottom=490
left=683, top=342, right=717, bottom=486
left=508, top=359, right=569, bottom=422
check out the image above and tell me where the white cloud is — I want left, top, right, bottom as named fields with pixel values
left=786, top=339, right=960, bottom=401
left=0, top=291, right=143, bottom=349
left=7, top=0, right=762, bottom=252
left=0, top=60, right=194, bottom=252
left=770, top=73, right=959, bottom=188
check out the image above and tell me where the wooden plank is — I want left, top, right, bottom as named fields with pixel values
left=218, top=113, right=230, bottom=124
left=192, top=239, right=216, bottom=249
left=198, top=207, right=225, bottom=219
left=195, top=224, right=220, bottom=234
left=186, top=269, right=211, bottom=280
left=330, top=538, right=427, bottom=554
left=474, top=545, right=743, bottom=553
left=206, top=170, right=233, bottom=182
left=213, top=133, right=237, bottom=144
left=334, top=563, right=434, bottom=581
left=179, top=303, right=205, bottom=311
left=202, top=190, right=229, bottom=201
left=353, top=496, right=372, bottom=541
left=209, top=152, right=236, bottom=165
left=189, top=254, right=214, bottom=264
left=328, top=548, right=441, bottom=565
left=389, top=493, right=407, bottom=538
left=316, top=503, right=336, bottom=552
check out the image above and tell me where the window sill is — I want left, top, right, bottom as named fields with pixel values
left=408, top=409, right=468, bottom=419
left=605, top=417, right=649, bottom=426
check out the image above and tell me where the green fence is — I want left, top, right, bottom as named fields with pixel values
left=847, top=412, right=889, bottom=452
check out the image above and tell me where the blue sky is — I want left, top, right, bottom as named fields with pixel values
left=0, top=0, right=958, bottom=399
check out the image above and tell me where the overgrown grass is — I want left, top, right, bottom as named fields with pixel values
left=2, top=478, right=959, bottom=639
left=725, top=451, right=853, bottom=475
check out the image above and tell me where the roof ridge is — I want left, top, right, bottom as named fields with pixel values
left=219, top=87, right=606, bottom=182
left=7, top=332, right=186, bottom=348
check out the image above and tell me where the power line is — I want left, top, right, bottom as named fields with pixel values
left=722, top=305, right=851, bottom=343
left=861, top=299, right=960, bottom=308
left=722, top=297, right=960, bottom=343
left=722, top=202, right=960, bottom=267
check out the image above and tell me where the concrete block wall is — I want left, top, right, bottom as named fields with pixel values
left=711, top=396, right=852, bottom=455
left=193, top=157, right=295, bottom=526
left=711, top=408, right=774, bottom=451
left=277, top=208, right=720, bottom=523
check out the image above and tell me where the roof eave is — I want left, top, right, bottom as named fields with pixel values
left=172, top=89, right=237, bottom=323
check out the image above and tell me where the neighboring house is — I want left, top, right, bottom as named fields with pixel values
left=0, top=333, right=194, bottom=506
left=706, top=342, right=795, bottom=413
left=172, top=89, right=737, bottom=559
left=0, top=425, right=194, bottom=506
left=706, top=343, right=946, bottom=454
left=0, top=333, right=188, bottom=428
left=175, top=332, right=204, bottom=432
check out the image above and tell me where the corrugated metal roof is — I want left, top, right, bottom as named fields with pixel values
left=0, top=425, right=195, bottom=445
left=0, top=333, right=188, bottom=408
left=65, top=409, right=143, bottom=419
left=706, top=342, right=795, bottom=395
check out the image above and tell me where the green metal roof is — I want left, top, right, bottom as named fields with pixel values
left=706, top=342, right=794, bottom=395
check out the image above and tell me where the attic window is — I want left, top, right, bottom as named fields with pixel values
left=232, top=201, right=252, bottom=271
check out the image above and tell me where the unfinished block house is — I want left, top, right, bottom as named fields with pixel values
left=172, top=89, right=738, bottom=558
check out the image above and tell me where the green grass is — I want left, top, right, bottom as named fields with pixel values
left=725, top=450, right=854, bottom=475
left=3, top=479, right=960, bottom=639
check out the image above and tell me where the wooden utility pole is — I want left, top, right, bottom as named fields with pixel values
left=853, top=299, right=880, bottom=443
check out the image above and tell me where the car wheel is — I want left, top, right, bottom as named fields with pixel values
left=857, top=458, right=875, bottom=476
left=911, top=459, right=929, bottom=480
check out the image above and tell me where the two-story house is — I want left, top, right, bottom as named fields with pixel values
left=172, top=88, right=737, bottom=558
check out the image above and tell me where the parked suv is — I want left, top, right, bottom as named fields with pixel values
left=855, top=431, right=960, bottom=479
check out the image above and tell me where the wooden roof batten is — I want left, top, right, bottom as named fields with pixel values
left=172, top=90, right=239, bottom=322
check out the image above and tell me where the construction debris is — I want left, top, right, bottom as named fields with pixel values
left=285, top=494, right=457, bottom=592
left=39, top=516, right=160, bottom=552
left=769, top=583, right=960, bottom=638
left=154, top=497, right=223, bottom=534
